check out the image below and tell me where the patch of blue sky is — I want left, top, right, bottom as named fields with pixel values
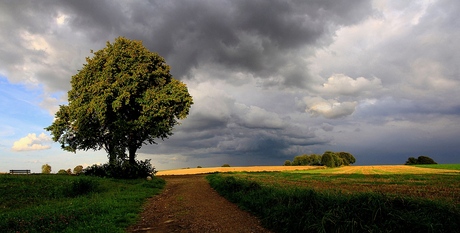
left=0, top=76, right=53, bottom=141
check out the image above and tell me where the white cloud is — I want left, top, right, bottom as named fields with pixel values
left=320, top=74, right=382, bottom=97
left=303, top=97, right=357, bottom=119
left=12, top=133, right=52, bottom=151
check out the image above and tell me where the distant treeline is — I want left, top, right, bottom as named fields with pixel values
left=284, top=151, right=356, bottom=168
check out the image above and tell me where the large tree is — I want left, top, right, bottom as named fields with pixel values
left=46, top=37, right=193, bottom=165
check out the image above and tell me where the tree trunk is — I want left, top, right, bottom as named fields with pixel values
left=128, top=145, right=137, bottom=165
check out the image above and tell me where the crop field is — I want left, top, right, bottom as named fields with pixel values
left=226, top=165, right=460, bottom=204
left=0, top=174, right=164, bottom=233
left=208, top=165, right=460, bottom=232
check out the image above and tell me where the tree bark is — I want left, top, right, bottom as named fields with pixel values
left=128, top=145, right=137, bottom=165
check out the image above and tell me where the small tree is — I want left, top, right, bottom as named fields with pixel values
left=74, top=165, right=84, bottom=175
left=284, top=160, right=292, bottom=166
left=222, top=164, right=231, bottom=167
left=42, top=164, right=52, bottom=174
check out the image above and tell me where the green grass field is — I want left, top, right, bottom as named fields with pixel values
left=0, top=174, right=164, bottom=233
left=414, top=164, right=460, bottom=170
left=207, top=165, right=460, bottom=233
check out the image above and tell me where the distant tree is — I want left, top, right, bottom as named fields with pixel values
left=405, top=157, right=418, bottom=165
left=309, top=154, right=322, bottom=166
left=332, top=153, right=343, bottom=167
left=405, top=156, right=437, bottom=165
left=417, top=156, right=437, bottom=164
left=45, top=37, right=193, bottom=167
left=57, top=169, right=67, bottom=175
left=337, top=152, right=356, bottom=166
left=321, top=151, right=335, bottom=168
left=66, top=168, right=72, bottom=175
left=42, top=164, right=52, bottom=174
left=197, top=166, right=202, bottom=168
left=74, top=165, right=84, bottom=175
left=284, top=160, right=292, bottom=166
left=222, top=164, right=231, bottom=167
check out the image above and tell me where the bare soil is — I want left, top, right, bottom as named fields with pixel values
left=127, top=174, right=272, bottom=233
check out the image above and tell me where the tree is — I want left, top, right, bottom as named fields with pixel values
left=405, top=156, right=437, bottom=165
left=284, top=160, right=292, bottom=166
left=405, top=157, right=418, bottom=165
left=321, top=151, right=335, bottom=168
left=46, top=37, right=193, bottom=165
left=74, top=165, right=84, bottom=175
left=42, top=164, right=52, bottom=174
left=57, top=169, right=67, bottom=175
left=337, top=152, right=356, bottom=166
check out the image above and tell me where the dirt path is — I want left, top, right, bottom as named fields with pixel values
left=127, top=174, right=272, bottom=233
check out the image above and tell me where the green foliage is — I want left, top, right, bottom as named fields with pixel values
left=321, top=151, right=335, bottom=167
left=284, top=160, right=291, bottom=166
left=221, top=164, right=231, bottom=167
left=45, top=36, right=193, bottom=166
left=0, top=174, right=165, bottom=232
left=291, top=154, right=322, bottom=166
left=337, top=151, right=356, bottom=165
left=41, top=164, right=51, bottom=174
left=57, top=169, right=67, bottom=175
left=405, top=156, right=438, bottom=165
left=73, top=165, right=84, bottom=175
left=83, top=159, right=156, bottom=179
left=207, top=173, right=460, bottom=233
left=289, top=151, right=355, bottom=167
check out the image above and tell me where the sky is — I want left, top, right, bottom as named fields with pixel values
left=1, top=0, right=460, bottom=173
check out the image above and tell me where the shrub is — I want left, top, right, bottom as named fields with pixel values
left=284, top=160, right=292, bottom=166
left=221, top=164, right=231, bottom=167
left=197, top=166, right=202, bottom=168
left=66, top=177, right=100, bottom=197
left=83, top=159, right=157, bottom=179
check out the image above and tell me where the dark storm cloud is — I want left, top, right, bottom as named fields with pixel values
left=53, top=0, right=372, bottom=86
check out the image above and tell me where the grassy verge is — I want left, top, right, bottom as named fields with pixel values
left=0, top=174, right=165, bottom=233
left=207, top=173, right=460, bottom=233
left=414, top=164, right=460, bottom=170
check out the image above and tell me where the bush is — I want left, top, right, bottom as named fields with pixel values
left=66, top=177, right=100, bottom=197
left=83, top=159, right=157, bottom=179
left=221, top=164, right=231, bottom=167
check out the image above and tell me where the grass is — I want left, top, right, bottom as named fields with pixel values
left=414, top=164, right=460, bottom=170
left=207, top=166, right=460, bottom=233
left=0, top=174, right=165, bottom=233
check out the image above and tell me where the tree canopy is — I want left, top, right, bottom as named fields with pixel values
left=405, top=156, right=437, bottom=165
left=285, top=151, right=356, bottom=168
left=46, top=37, right=193, bottom=165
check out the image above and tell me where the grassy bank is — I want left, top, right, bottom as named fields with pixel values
left=0, top=174, right=164, bottom=233
left=207, top=172, right=460, bottom=232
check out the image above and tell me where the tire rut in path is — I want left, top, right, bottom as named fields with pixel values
left=127, top=174, right=272, bottom=233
